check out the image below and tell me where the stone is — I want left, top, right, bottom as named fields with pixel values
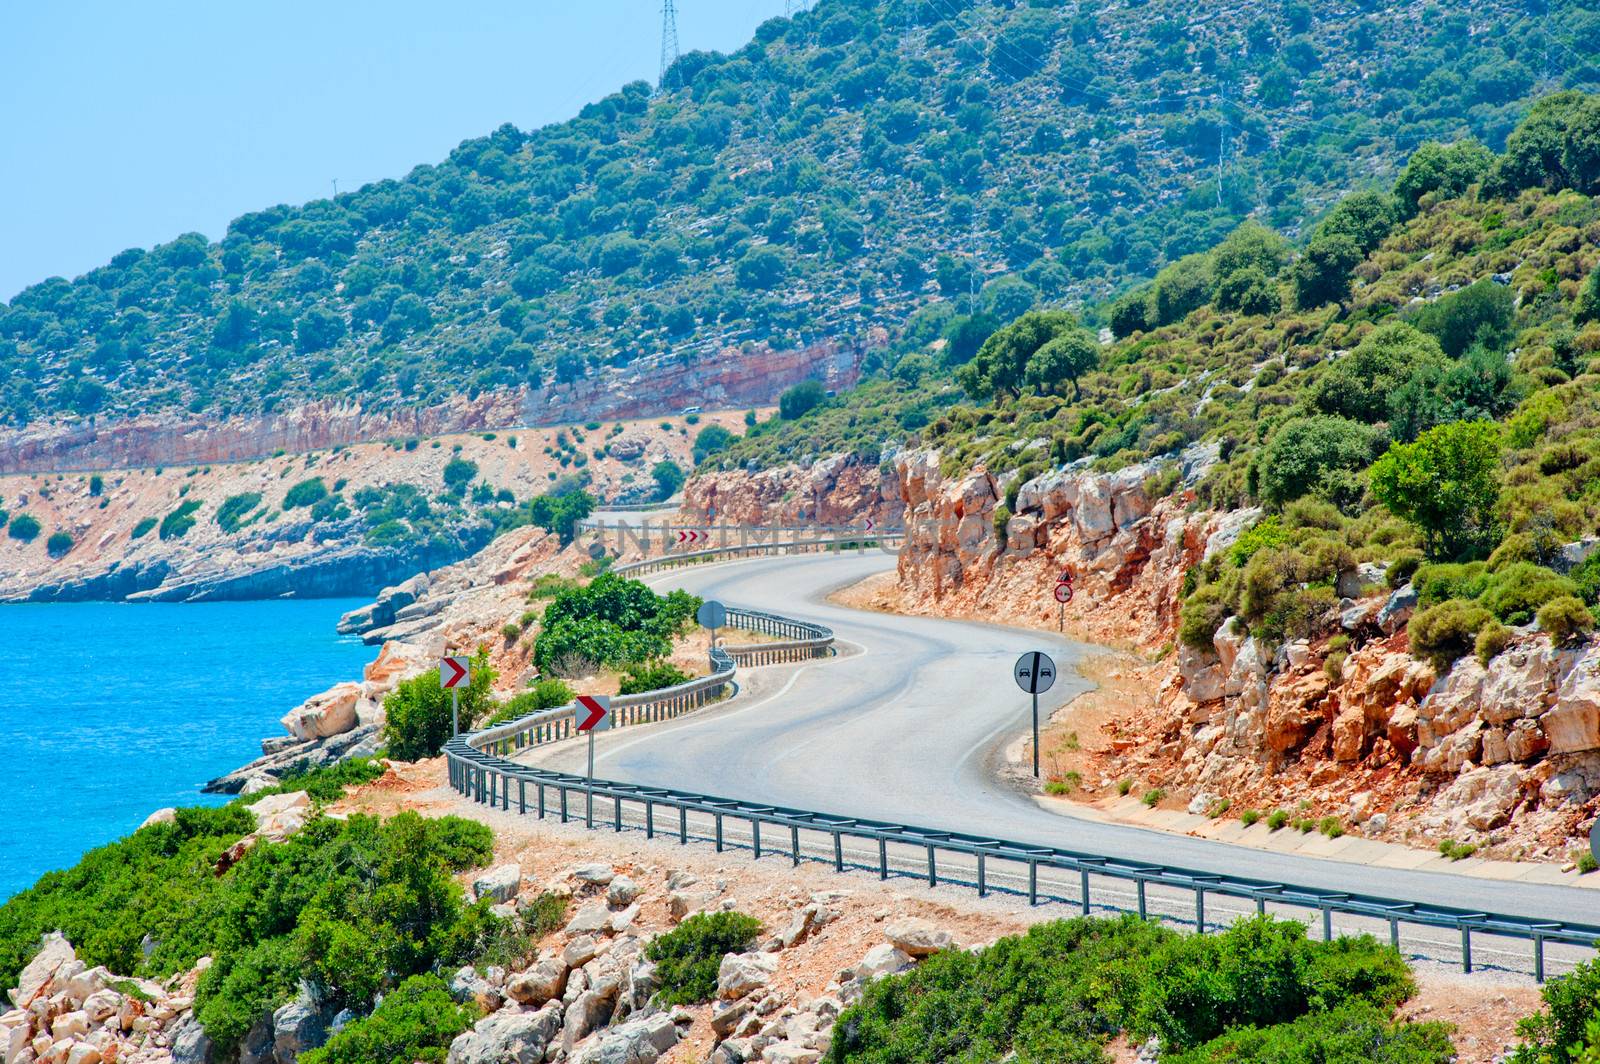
left=778, top=905, right=836, bottom=949
left=1544, top=646, right=1600, bottom=754
left=271, top=988, right=333, bottom=1064
left=169, top=1015, right=213, bottom=1064
left=51, top=1012, right=89, bottom=1041
left=606, top=876, right=641, bottom=907
left=64, top=968, right=110, bottom=1008
left=562, top=986, right=618, bottom=1048
left=1377, top=584, right=1418, bottom=635
left=609, top=905, right=640, bottom=933
left=79, top=990, right=120, bottom=1026
left=563, top=936, right=600, bottom=969
left=762, top=1044, right=822, bottom=1064
left=1202, top=508, right=1262, bottom=562
left=61, top=1044, right=101, bottom=1064
left=718, top=953, right=778, bottom=1000
left=473, top=864, right=522, bottom=905
left=138, top=808, right=177, bottom=831
left=11, top=934, right=76, bottom=1008
left=449, top=967, right=502, bottom=1013
left=668, top=889, right=721, bottom=921
left=447, top=1003, right=563, bottom=1064
left=848, top=944, right=913, bottom=982
left=507, top=957, right=569, bottom=1006
left=280, top=683, right=361, bottom=741
left=571, top=863, right=617, bottom=886
left=565, top=901, right=613, bottom=935
left=712, top=999, right=754, bottom=1038
left=571, top=1012, right=680, bottom=1064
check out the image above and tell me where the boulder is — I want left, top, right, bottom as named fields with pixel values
left=884, top=919, right=956, bottom=957
left=778, top=904, right=837, bottom=949
left=1377, top=584, right=1418, bottom=635
left=11, top=934, right=76, bottom=1008
left=565, top=901, right=613, bottom=935
left=280, top=683, right=361, bottom=741
left=271, top=989, right=334, bottom=1064
left=606, top=876, right=641, bottom=907
left=449, top=967, right=502, bottom=1013
left=1544, top=646, right=1600, bottom=755
left=718, top=953, right=778, bottom=1000
left=571, top=1012, right=680, bottom=1064
left=848, top=944, right=913, bottom=982
left=563, top=936, right=600, bottom=968
left=472, top=865, right=522, bottom=905
left=170, top=1015, right=214, bottom=1064
left=570, top=863, right=616, bottom=886
left=139, top=808, right=177, bottom=831
left=507, top=956, right=569, bottom=1006
left=447, top=1003, right=563, bottom=1064
left=763, top=1044, right=822, bottom=1064
left=711, top=998, right=754, bottom=1038
left=562, top=987, right=618, bottom=1048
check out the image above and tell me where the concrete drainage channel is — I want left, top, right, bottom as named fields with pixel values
left=446, top=553, right=1600, bottom=982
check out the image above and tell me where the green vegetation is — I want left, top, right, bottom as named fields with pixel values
left=618, top=661, right=692, bottom=695
left=0, top=807, right=503, bottom=1056
left=158, top=499, right=202, bottom=540
left=532, top=572, right=698, bottom=677
left=130, top=516, right=157, bottom=539
left=1513, top=956, right=1600, bottom=1063
left=45, top=531, right=73, bottom=557
left=243, top=757, right=387, bottom=805
left=826, top=915, right=1428, bottom=1063
left=383, top=648, right=496, bottom=760
left=283, top=477, right=328, bottom=509
left=215, top=492, right=264, bottom=533
left=485, top=678, right=577, bottom=727
left=442, top=458, right=478, bottom=490
left=6, top=0, right=1574, bottom=430
left=645, top=911, right=763, bottom=1006
left=6, top=513, right=40, bottom=542
left=299, top=974, right=474, bottom=1064
left=520, top=892, right=570, bottom=938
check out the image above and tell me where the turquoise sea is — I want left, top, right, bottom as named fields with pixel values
left=0, top=599, right=374, bottom=900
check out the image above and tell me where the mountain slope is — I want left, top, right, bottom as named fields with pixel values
left=2, top=0, right=1591, bottom=433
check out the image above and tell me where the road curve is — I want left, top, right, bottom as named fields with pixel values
left=534, top=551, right=1597, bottom=923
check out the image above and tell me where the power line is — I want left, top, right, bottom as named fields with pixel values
left=659, top=0, right=680, bottom=91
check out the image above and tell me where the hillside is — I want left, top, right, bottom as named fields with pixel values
left=1, top=0, right=1590, bottom=435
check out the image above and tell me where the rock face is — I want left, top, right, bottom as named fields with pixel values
left=280, top=683, right=361, bottom=741
left=681, top=454, right=902, bottom=529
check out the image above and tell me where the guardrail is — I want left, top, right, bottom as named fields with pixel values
left=613, top=536, right=896, bottom=576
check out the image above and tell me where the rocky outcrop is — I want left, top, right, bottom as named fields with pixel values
left=682, top=453, right=903, bottom=529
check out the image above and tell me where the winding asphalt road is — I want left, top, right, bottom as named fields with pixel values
left=527, top=550, right=1599, bottom=929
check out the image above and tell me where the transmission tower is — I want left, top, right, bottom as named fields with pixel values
left=659, top=0, right=680, bottom=90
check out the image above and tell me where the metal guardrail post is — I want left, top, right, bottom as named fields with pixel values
left=1080, top=868, right=1091, bottom=916
left=927, top=845, right=937, bottom=888
left=1028, top=861, right=1037, bottom=905
left=833, top=830, right=844, bottom=872
left=977, top=852, right=987, bottom=897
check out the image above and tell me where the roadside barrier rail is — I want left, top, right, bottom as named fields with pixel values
left=613, top=536, right=896, bottom=576
left=446, top=579, right=1600, bottom=980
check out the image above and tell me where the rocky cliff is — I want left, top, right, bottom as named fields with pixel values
left=0, top=339, right=866, bottom=476
left=680, top=453, right=903, bottom=529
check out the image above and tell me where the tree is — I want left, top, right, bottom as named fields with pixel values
left=1254, top=416, right=1374, bottom=509
left=1024, top=328, right=1098, bottom=398
left=1394, top=140, right=1493, bottom=217
left=1369, top=420, right=1502, bottom=560
left=735, top=246, right=787, bottom=290
left=693, top=424, right=736, bottom=463
left=652, top=459, right=685, bottom=500
left=1409, top=278, right=1514, bottom=357
left=977, top=275, right=1039, bottom=325
left=294, top=307, right=346, bottom=354
left=1211, top=221, right=1289, bottom=282
left=1152, top=254, right=1212, bottom=326
left=779, top=379, right=826, bottom=419
left=442, top=458, right=478, bottom=490
left=1313, top=322, right=1445, bottom=423
left=939, top=314, right=999, bottom=365
left=46, top=531, right=73, bottom=557
left=957, top=310, right=1078, bottom=401
left=382, top=649, right=495, bottom=760
left=1214, top=268, right=1280, bottom=316
left=1291, top=233, right=1363, bottom=309
left=7, top=513, right=40, bottom=542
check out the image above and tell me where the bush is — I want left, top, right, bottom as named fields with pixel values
left=487, top=679, right=576, bottom=727
left=652, top=459, right=685, bottom=500
left=646, top=912, right=763, bottom=1006
left=618, top=661, right=691, bottom=696
left=1476, top=620, right=1511, bottom=664
left=520, top=892, right=570, bottom=938
left=45, top=531, right=73, bottom=557
left=1267, top=810, right=1289, bottom=830
left=131, top=516, right=157, bottom=539
left=283, top=477, right=328, bottom=509
left=1240, top=810, right=1261, bottom=826
left=1407, top=600, right=1493, bottom=672
left=1513, top=958, right=1600, bottom=1063
left=7, top=513, right=41, bottom=542
left=1254, top=416, right=1374, bottom=509
left=159, top=500, right=202, bottom=540
left=1539, top=595, right=1595, bottom=645
left=1480, top=562, right=1578, bottom=625
left=1142, top=788, right=1165, bottom=807
left=1163, top=1002, right=1455, bottom=1064
left=442, top=458, right=478, bottom=490
left=1388, top=551, right=1424, bottom=589
left=533, top=573, right=698, bottom=677
left=779, top=380, right=826, bottom=419
left=383, top=650, right=496, bottom=760
left=299, top=974, right=475, bottom=1064
left=243, top=757, right=386, bottom=805
left=1369, top=420, right=1502, bottom=561
left=216, top=492, right=263, bottom=533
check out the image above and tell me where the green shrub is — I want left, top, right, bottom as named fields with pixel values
left=1580, top=852, right=1600, bottom=875
left=1387, top=551, right=1424, bottom=589
left=1539, top=595, right=1594, bottom=644
left=1142, top=788, right=1165, bottom=807
left=1476, top=620, right=1511, bottom=664
left=216, top=492, right=263, bottom=533
left=1180, top=586, right=1232, bottom=651
left=1117, top=779, right=1134, bottom=796
left=1438, top=839, right=1477, bottom=861
left=383, top=650, right=496, bottom=760
left=1240, top=810, right=1261, bottom=826
left=88, top=474, right=103, bottom=496
left=1480, top=562, right=1577, bottom=625
left=241, top=758, right=386, bottom=805
left=1319, top=816, right=1344, bottom=838
left=646, top=912, right=763, bottom=1006
left=1513, top=957, right=1600, bottom=1063
left=158, top=500, right=202, bottom=540
left=1267, top=810, right=1289, bottom=831
left=45, top=531, right=73, bottom=557
left=300, top=974, right=475, bottom=1064
left=7, top=513, right=41, bottom=542
left=1407, top=599, right=1493, bottom=672
left=533, top=573, right=698, bottom=676
left=131, top=516, right=157, bottom=539
left=520, top=892, right=569, bottom=938
left=442, top=459, right=478, bottom=490
left=1412, top=562, right=1491, bottom=607
left=618, top=660, right=692, bottom=696
left=1163, top=1002, right=1454, bottom=1064
left=283, top=477, right=328, bottom=509
left=486, top=679, right=576, bottom=726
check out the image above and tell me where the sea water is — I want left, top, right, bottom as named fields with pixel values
left=0, top=599, right=374, bottom=900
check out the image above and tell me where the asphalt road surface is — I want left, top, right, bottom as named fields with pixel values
left=524, top=550, right=1600, bottom=938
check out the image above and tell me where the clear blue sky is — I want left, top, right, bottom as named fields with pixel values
left=0, top=1, right=788, bottom=302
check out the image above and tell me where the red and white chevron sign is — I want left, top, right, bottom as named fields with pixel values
left=439, top=656, right=470, bottom=690
left=576, top=694, right=611, bottom=732
left=863, top=518, right=875, bottom=532
left=675, top=529, right=706, bottom=546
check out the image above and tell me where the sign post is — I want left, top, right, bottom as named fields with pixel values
left=1053, top=579, right=1073, bottom=632
left=576, top=694, right=611, bottom=828
left=697, top=598, right=728, bottom=649
left=440, top=655, right=470, bottom=735
left=1013, top=651, right=1058, bottom=779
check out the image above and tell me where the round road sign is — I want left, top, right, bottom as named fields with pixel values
left=697, top=599, right=728, bottom=630
left=1053, top=583, right=1073, bottom=604
left=1013, top=651, right=1057, bottom=695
